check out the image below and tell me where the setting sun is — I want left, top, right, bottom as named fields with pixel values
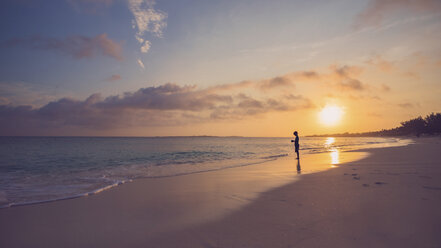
left=319, top=105, right=344, bottom=126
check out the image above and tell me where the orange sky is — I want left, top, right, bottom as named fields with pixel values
left=0, top=0, right=440, bottom=136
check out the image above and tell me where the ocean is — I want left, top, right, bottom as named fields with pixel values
left=0, top=136, right=411, bottom=208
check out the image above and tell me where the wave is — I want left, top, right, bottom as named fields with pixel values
left=260, top=154, right=288, bottom=159
left=0, top=136, right=412, bottom=208
left=0, top=179, right=131, bottom=209
left=0, top=158, right=276, bottom=209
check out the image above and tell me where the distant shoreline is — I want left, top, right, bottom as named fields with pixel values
left=2, top=134, right=438, bottom=138
left=307, top=133, right=441, bottom=138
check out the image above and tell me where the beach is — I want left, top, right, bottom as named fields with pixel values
left=1, top=137, right=440, bottom=248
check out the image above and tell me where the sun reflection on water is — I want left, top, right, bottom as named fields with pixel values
left=325, top=137, right=335, bottom=146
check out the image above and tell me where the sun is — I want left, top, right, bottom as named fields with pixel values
left=319, top=105, right=344, bottom=126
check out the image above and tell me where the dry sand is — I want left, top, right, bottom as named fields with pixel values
left=1, top=138, right=440, bottom=248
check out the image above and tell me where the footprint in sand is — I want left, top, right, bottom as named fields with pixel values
left=375, top=182, right=387, bottom=185
left=353, top=176, right=360, bottom=180
left=362, top=184, right=369, bottom=187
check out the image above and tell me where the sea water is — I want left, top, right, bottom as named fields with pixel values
left=0, top=136, right=410, bottom=208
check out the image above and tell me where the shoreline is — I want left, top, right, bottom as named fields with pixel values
left=1, top=137, right=440, bottom=247
left=0, top=149, right=369, bottom=210
left=0, top=137, right=409, bottom=209
left=0, top=156, right=286, bottom=209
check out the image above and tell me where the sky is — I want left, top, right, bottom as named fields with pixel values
left=0, top=0, right=440, bottom=136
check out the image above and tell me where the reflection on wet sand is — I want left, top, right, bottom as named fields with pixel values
left=294, top=137, right=366, bottom=173
left=330, top=149, right=339, bottom=166
left=324, top=137, right=340, bottom=166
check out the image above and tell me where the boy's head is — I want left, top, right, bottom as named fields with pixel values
left=293, top=131, right=298, bottom=136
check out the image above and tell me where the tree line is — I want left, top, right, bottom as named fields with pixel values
left=311, top=112, right=441, bottom=137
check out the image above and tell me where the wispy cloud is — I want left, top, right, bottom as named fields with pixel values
left=128, top=0, right=167, bottom=54
left=137, top=59, right=145, bottom=69
left=354, top=0, right=441, bottom=28
left=398, top=102, right=420, bottom=108
left=2, top=33, right=123, bottom=61
left=140, top=40, right=151, bottom=53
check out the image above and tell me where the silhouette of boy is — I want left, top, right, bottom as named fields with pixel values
left=292, top=131, right=299, bottom=159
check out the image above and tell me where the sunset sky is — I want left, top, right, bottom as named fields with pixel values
left=1, top=0, right=440, bottom=136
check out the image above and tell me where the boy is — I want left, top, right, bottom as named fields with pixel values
left=292, top=131, right=299, bottom=159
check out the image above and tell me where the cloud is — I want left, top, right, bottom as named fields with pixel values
left=0, top=63, right=394, bottom=135
left=209, top=94, right=313, bottom=120
left=105, top=74, right=121, bottom=82
left=206, top=71, right=320, bottom=93
left=332, top=65, right=363, bottom=78
left=2, top=34, right=123, bottom=61
left=398, top=102, right=420, bottom=108
left=339, top=79, right=365, bottom=91
left=327, top=65, right=367, bottom=91
left=257, top=71, right=320, bottom=91
left=206, top=80, right=254, bottom=92
left=140, top=40, right=151, bottom=53
left=365, top=55, right=395, bottom=72
left=214, top=64, right=375, bottom=96
left=128, top=0, right=167, bottom=53
left=67, top=0, right=166, bottom=54
left=259, top=76, right=294, bottom=91
left=137, top=59, right=145, bottom=69
left=0, top=81, right=312, bottom=135
left=209, top=65, right=366, bottom=95
left=354, top=0, right=441, bottom=28
left=381, top=84, right=391, bottom=92
left=296, top=71, right=320, bottom=79
left=97, top=83, right=231, bottom=111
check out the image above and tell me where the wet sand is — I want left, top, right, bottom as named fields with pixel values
left=1, top=138, right=440, bottom=247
